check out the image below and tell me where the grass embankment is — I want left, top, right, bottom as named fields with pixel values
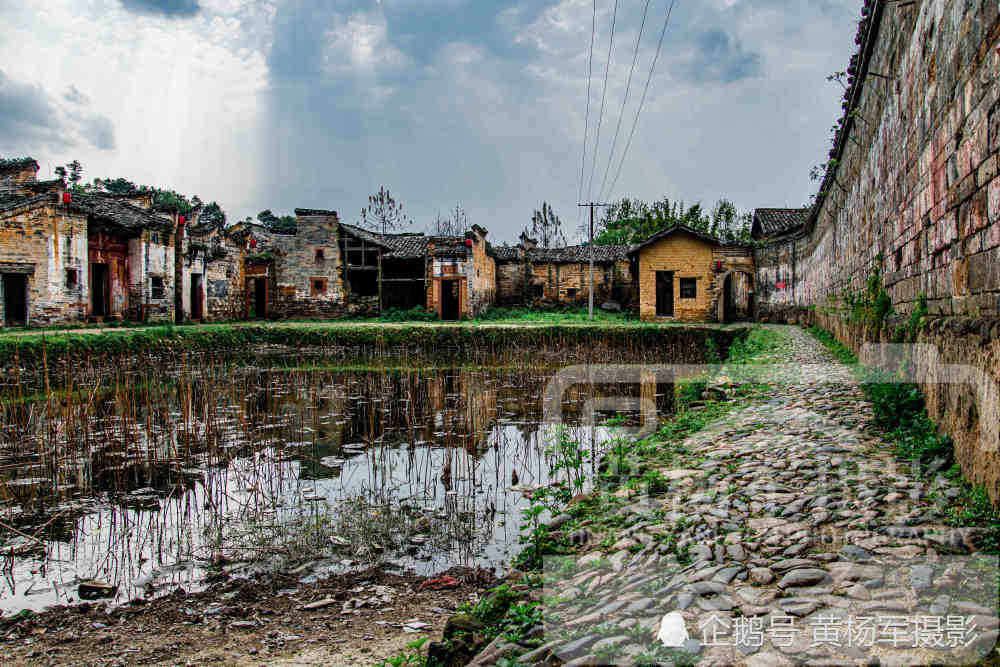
left=806, top=326, right=999, bottom=552
left=392, top=327, right=784, bottom=667
left=0, top=320, right=748, bottom=368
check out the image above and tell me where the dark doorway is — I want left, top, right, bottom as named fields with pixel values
left=252, top=278, right=267, bottom=318
left=655, top=271, right=674, bottom=317
left=722, top=272, right=754, bottom=323
left=2, top=274, right=27, bottom=326
left=191, top=274, right=204, bottom=320
left=90, top=263, right=109, bottom=317
left=441, top=279, right=460, bottom=321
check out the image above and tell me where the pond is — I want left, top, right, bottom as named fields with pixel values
left=0, top=343, right=683, bottom=614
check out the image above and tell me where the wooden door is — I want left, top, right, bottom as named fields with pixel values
left=655, top=271, right=674, bottom=317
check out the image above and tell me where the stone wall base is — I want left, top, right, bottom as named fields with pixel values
left=766, top=307, right=1000, bottom=505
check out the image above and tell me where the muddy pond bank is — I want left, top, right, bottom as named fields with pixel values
left=0, top=326, right=741, bottom=618
left=0, top=322, right=748, bottom=369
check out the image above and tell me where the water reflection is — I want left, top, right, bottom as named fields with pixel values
left=0, top=352, right=675, bottom=613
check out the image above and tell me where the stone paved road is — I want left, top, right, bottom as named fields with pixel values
left=505, top=326, right=998, bottom=666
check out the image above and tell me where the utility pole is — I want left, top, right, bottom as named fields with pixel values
left=578, top=202, right=611, bottom=320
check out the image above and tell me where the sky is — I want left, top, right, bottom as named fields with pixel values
left=0, top=0, right=860, bottom=243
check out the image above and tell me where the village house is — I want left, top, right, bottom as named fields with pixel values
left=495, top=233, right=634, bottom=309
left=425, top=225, right=495, bottom=319
left=176, top=214, right=248, bottom=322
left=247, top=210, right=496, bottom=320
left=0, top=158, right=176, bottom=327
left=629, top=224, right=755, bottom=323
left=750, top=208, right=809, bottom=322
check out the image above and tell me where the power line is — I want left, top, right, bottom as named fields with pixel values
left=606, top=0, right=676, bottom=201
left=585, top=0, right=619, bottom=203
left=598, top=0, right=651, bottom=202
left=577, top=0, right=598, bottom=209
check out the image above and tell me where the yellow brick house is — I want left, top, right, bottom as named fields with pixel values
left=630, top=224, right=755, bottom=322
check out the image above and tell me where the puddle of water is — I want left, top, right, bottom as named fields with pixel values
left=0, top=347, right=680, bottom=613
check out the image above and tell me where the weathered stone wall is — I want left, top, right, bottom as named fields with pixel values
left=131, top=229, right=174, bottom=323
left=0, top=201, right=90, bottom=326
left=260, top=210, right=349, bottom=319
left=178, top=225, right=244, bottom=322
left=468, top=232, right=496, bottom=316
left=496, top=260, right=527, bottom=306
left=495, top=258, right=634, bottom=308
left=758, top=1, right=1000, bottom=501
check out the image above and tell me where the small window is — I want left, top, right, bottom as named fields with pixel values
left=679, top=278, right=697, bottom=299
left=151, top=232, right=160, bottom=244
left=65, top=268, right=78, bottom=287
left=315, top=248, right=325, bottom=263
left=150, top=276, right=165, bottom=300
left=311, top=277, right=327, bottom=296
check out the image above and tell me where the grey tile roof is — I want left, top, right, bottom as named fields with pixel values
left=526, top=244, right=630, bottom=263
left=0, top=193, right=45, bottom=213
left=380, top=234, right=428, bottom=259
left=752, top=208, right=808, bottom=239
left=0, top=192, right=173, bottom=233
left=70, top=194, right=174, bottom=233
left=492, top=245, right=520, bottom=261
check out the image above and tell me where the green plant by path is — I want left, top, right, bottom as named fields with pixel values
left=380, top=637, right=429, bottom=667
left=807, top=325, right=998, bottom=552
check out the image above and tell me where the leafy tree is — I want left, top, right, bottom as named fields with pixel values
left=360, top=186, right=409, bottom=235
left=54, top=166, right=67, bottom=181
left=431, top=204, right=469, bottom=236
left=525, top=202, right=566, bottom=248
left=200, top=202, right=226, bottom=227
left=593, top=196, right=750, bottom=245
left=257, top=209, right=296, bottom=234
left=153, top=189, right=195, bottom=215
left=96, top=177, right=139, bottom=195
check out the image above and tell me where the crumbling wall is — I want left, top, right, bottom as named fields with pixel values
left=263, top=210, right=348, bottom=319
left=0, top=202, right=89, bottom=326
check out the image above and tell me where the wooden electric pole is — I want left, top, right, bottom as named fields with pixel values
left=578, top=202, right=611, bottom=320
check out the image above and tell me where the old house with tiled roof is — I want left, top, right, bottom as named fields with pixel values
left=630, top=224, right=755, bottom=322
left=244, top=210, right=495, bottom=320
left=495, top=232, right=634, bottom=308
left=0, top=158, right=177, bottom=326
left=750, top=208, right=810, bottom=321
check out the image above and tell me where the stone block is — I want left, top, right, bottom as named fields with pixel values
left=991, top=177, right=1000, bottom=224
left=967, top=247, right=1000, bottom=293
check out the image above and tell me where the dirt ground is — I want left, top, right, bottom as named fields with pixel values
left=0, top=566, right=497, bottom=667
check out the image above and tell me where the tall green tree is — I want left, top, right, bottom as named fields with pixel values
left=593, top=196, right=749, bottom=245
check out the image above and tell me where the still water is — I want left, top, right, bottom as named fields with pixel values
left=0, top=346, right=675, bottom=613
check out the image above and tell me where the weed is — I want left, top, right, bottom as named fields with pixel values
left=503, top=601, right=544, bottom=642
left=379, top=637, right=429, bottom=667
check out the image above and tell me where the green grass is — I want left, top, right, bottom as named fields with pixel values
left=807, top=324, right=999, bottom=552
left=0, top=320, right=749, bottom=367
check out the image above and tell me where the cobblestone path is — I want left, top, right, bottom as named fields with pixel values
left=488, top=326, right=998, bottom=667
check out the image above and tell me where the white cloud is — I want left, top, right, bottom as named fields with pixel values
left=323, top=12, right=410, bottom=72
left=0, top=0, right=269, bottom=212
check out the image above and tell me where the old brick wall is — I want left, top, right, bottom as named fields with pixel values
left=758, top=1, right=1000, bottom=501
left=468, top=232, right=496, bottom=316
left=495, top=258, right=634, bottom=308
left=496, top=260, right=525, bottom=305
left=0, top=202, right=89, bottom=326
left=262, top=211, right=348, bottom=319
left=132, top=229, right=174, bottom=323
